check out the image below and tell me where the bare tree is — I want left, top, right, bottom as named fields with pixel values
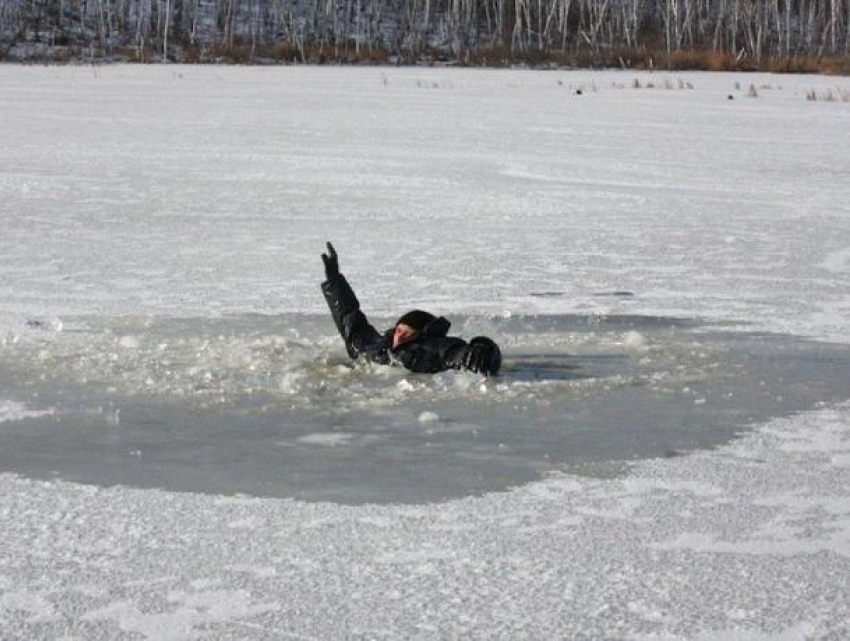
left=1, top=0, right=848, bottom=66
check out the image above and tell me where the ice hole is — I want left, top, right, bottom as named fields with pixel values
left=2, top=313, right=850, bottom=504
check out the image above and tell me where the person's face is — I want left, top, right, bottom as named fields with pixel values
left=392, top=323, right=418, bottom=350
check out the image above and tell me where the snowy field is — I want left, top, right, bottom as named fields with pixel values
left=2, top=65, right=850, bottom=637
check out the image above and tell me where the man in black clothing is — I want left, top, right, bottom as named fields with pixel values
left=321, top=242, right=501, bottom=376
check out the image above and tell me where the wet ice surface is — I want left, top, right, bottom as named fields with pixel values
left=3, top=313, right=849, bottom=503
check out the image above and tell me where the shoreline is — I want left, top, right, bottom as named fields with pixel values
left=4, top=45, right=850, bottom=75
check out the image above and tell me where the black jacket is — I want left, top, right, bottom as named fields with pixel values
left=322, top=273, right=470, bottom=374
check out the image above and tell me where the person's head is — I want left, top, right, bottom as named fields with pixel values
left=392, top=323, right=418, bottom=350
left=393, top=310, right=436, bottom=350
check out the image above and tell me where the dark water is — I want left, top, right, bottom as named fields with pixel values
left=1, top=314, right=848, bottom=504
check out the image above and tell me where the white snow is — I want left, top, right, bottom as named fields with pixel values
left=818, top=246, right=850, bottom=273
left=1, top=65, right=849, bottom=638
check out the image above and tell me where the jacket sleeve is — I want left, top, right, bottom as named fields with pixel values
left=321, top=273, right=382, bottom=359
left=397, top=337, right=469, bottom=374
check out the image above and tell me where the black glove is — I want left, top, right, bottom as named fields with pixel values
left=462, top=336, right=502, bottom=376
left=321, top=241, right=340, bottom=281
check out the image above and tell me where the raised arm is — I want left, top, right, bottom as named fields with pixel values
left=320, top=242, right=382, bottom=360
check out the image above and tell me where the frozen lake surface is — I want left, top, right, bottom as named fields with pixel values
left=1, top=65, right=849, bottom=638
left=3, top=313, right=850, bottom=503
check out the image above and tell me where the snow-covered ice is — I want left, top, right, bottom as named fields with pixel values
left=1, top=65, right=849, bottom=637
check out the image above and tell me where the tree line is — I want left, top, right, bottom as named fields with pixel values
left=2, top=0, right=848, bottom=67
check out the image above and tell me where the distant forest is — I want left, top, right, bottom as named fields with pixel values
left=2, top=0, right=849, bottom=71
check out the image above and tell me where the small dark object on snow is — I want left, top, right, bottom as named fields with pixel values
left=321, top=242, right=502, bottom=376
left=728, top=94, right=734, bottom=100
left=575, top=89, right=583, bottom=95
